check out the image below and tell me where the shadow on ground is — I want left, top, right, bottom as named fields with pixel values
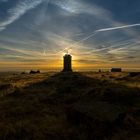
left=0, top=72, right=140, bottom=140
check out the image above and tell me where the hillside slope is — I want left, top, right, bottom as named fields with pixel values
left=0, top=72, right=140, bottom=140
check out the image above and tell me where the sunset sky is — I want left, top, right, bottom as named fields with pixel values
left=0, top=0, right=140, bottom=71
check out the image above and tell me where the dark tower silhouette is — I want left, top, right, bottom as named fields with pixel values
left=63, top=53, right=72, bottom=72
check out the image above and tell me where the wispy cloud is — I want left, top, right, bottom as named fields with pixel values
left=0, top=26, right=6, bottom=31
left=51, top=0, right=112, bottom=19
left=0, top=0, right=45, bottom=31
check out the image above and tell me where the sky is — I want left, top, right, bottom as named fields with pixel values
left=0, top=0, right=140, bottom=71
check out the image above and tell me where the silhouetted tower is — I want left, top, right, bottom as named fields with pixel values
left=63, top=53, right=72, bottom=72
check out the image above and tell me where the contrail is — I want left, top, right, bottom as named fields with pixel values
left=54, top=23, right=140, bottom=54
left=0, top=0, right=45, bottom=31
left=67, top=23, right=140, bottom=49
left=41, top=0, right=50, bottom=55
left=80, top=23, right=140, bottom=42
left=59, top=23, right=140, bottom=55
left=95, top=23, right=140, bottom=32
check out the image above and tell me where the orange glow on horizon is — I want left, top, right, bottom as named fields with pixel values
left=0, top=59, right=140, bottom=71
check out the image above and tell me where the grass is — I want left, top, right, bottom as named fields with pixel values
left=0, top=71, right=139, bottom=140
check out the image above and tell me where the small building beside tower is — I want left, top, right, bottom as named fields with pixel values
left=111, top=68, right=122, bottom=72
left=63, top=53, right=72, bottom=72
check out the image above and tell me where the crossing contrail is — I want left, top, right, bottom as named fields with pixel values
left=80, top=23, right=140, bottom=42
left=68, top=23, right=140, bottom=48
left=55, top=23, right=140, bottom=54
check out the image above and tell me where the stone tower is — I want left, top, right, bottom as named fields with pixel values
left=63, top=54, right=72, bottom=72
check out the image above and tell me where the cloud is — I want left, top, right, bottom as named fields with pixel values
left=0, top=0, right=45, bottom=31
left=51, top=0, right=112, bottom=19
left=0, top=26, right=6, bottom=31
left=46, top=0, right=140, bottom=55
left=0, top=0, right=140, bottom=69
